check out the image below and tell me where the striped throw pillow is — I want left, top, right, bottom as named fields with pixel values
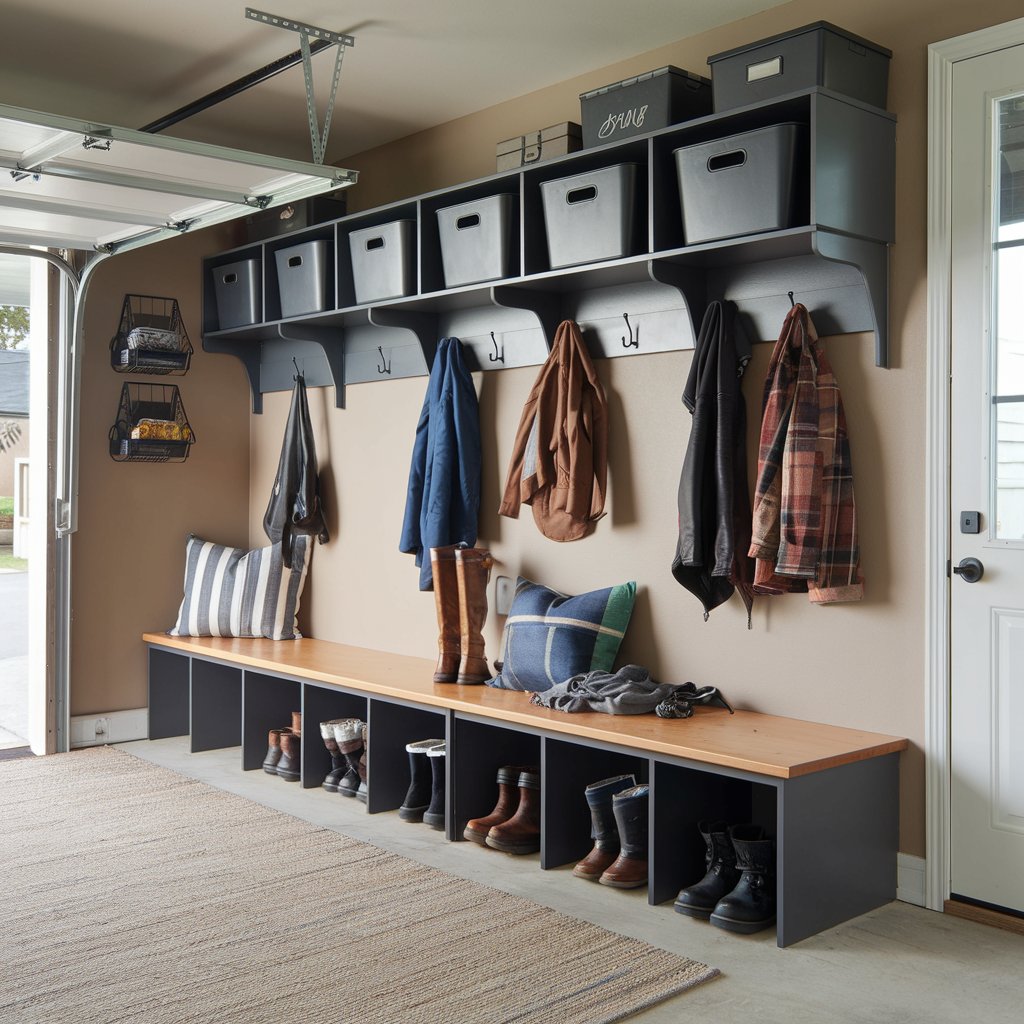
left=169, top=535, right=310, bottom=641
left=487, top=577, right=637, bottom=692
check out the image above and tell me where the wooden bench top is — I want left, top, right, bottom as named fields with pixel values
left=144, top=633, right=908, bottom=781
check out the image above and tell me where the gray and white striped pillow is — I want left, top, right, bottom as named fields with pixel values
left=169, top=534, right=310, bottom=641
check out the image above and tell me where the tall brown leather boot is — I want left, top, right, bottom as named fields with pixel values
left=485, top=768, right=541, bottom=855
left=455, top=546, right=493, bottom=685
left=430, top=546, right=461, bottom=683
left=463, top=765, right=525, bottom=845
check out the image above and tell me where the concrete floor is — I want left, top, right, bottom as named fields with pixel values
left=120, top=737, right=1023, bottom=1024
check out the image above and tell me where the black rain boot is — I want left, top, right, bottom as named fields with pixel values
left=399, top=739, right=444, bottom=822
left=573, top=774, right=636, bottom=880
left=674, top=820, right=741, bottom=918
left=423, top=742, right=447, bottom=830
left=334, top=719, right=364, bottom=799
left=710, top=824, right=776, bottom=934
left=320, top=719, right=349, bottom=793
left=599, top=784, right=649, bottom=889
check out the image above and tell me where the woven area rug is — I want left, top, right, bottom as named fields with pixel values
left=0, top=747, right=717, bottom=1024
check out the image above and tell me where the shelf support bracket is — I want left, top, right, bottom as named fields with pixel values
left=647, top=260, right=706, bottom=350
left=277, top=324, right=346, bottom=409
left=367, top=308, right=438, bottom=372
left=203, top=336, right=264, bottom=414
left=490, top=286, right=562, bottom=350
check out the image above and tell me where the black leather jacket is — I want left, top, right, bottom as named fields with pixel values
left=671, top=301, right=754, bottom=623
left=263, top=373, right=329, bottom=568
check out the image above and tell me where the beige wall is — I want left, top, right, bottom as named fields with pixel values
left=71, top=227, right=251, bottom=715
left=246, top=0, right=1024, bottom=859
left=0, top=418, right=29, bottom=496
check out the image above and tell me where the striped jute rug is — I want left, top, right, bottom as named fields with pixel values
left=0, top=747, right=717, bottom=1024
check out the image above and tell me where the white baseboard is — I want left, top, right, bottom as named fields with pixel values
left=70, top=708, right=148, bottom=748
left=897, top=853, right=927, bottom=907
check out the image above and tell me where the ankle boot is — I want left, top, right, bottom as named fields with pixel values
left=710, top=825, right=776, bottom=934
left=276, top=732, right=301, bottom=782
left=333, top=719, right=364, bottom=798
left=486, top=768, right=541, bottom=855
left=319, top=719, right=350, bottom=792
left=356, top=723, right=369, bottom=804
left=599, top=784, right=649, bottom=888
left=423, top=742, right=447, bottom=830
left=573, top=774, right=637, bottom=881
left=399, top=739, right=444, bottom=821
left=291, top=710, right=302, bottom=736
left=431, top=546, right=461, bottom=683
left=464, top=765, right=524, bottom=845
left=455, top=547, right=493, bottom=685
left=674, top=820, right=740, bottom=918
left=262, top=727, right=292, bottom=774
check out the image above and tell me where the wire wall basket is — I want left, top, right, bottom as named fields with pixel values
left=109, top=294, right=193, bottom=375
left=108, top=382, right=195, bottom=463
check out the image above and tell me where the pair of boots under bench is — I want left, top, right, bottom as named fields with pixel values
left=574, top=775, right=649, bottom=888
left=399, top=739, right=446, bottom=829
left=464, top=765, right=542, bottom=855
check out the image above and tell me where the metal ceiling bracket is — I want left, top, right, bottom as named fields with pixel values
left=246, top=7, right=354, bottom=164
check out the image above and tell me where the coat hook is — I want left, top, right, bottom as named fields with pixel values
left=788, top=291, right=796, bottom=308
left=377, top=345, right=391, bottom=375
left=489, top=331, right=505, bottom=364
left=621, top=312, right=638, bottom=349
left=292, top=356, right=301, bottom=379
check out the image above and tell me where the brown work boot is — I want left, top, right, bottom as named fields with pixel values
left=486, top=768, right=541, bottom=855
left=276, top=732, right=302, bottom=782
left=291, top=710, right=302, bottom=735
left=464, top=764, right=524, bottom=844
left=455, top=546, right=494, bottom=685
left=599, top=784, right=649, bottom=888
left=262, top=727, right=292, bottom=774
left=430, top=546, right=461, bottom=683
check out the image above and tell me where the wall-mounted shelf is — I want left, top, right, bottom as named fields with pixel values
left=201, top=87, right=895, bottom=412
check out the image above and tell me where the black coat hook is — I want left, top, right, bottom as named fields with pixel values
left=788, top=291, right=796, bottom=308
left=489, top=331, right=505, bottom=364
left=621, top=312, right=638, bottom=349
left=377, top=345, right=391, bottom=375
left=292, top=356, right=302, bottom=380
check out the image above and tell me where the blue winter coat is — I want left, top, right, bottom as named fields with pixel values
left=399, top=338, right=481, bottom=589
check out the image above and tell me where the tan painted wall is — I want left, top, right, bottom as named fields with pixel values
left=0, top=418, right=29, bottom=497
left=247, top=0, right=1024, bottom=859
left=71, top=227, right=251, bottom=715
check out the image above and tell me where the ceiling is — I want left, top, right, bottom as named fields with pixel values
left=0, top=1, right=782, bottom=165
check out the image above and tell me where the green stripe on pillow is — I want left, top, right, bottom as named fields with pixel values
left=590, top=581, right=637, bottom=672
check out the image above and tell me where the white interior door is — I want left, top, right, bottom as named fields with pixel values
left=950, top=43, right=1024, bottom=914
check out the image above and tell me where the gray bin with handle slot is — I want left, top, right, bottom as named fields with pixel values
left=213, top=258, right=260, bottom=329
left=437, top=194, right=516, bottom=287
left=349, top=220, right=416, bottom=304
left=674, top=123, right=806, bottom=245
left=275, top=239, right=331, bottom=318
left=540, top=163, right=638, bottom=269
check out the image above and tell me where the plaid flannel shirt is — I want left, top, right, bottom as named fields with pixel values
left=749, top=305, right=864, bottom=603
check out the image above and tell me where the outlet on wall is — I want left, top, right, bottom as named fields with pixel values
left=495, top=575, right=515, bottom=616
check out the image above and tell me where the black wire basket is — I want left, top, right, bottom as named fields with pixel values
left=108, top=382, right=196, bottom=463
left=109, top=294, right=193, bottom=375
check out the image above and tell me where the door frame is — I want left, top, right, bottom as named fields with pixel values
left=926, top=15, right=1024, bottom=913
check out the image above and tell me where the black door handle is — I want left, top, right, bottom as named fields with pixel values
left=953, top=557, right=984, bottom=583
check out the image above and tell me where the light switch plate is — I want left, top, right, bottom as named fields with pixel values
left=495, top=575, right=515, bottom=616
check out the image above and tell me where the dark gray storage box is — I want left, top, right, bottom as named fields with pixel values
left=275, top=239, right=331, bottom=318
left=244, top=193, right=348, bottom=242
left=212, top=258, right=260, bottom=330
left=674, top=123, right=807, bottom=244
left=349, top=220, right=416, bottom=304
left=540, top=163, right=639, bottom=269
left=437, top=194, right=516, bottom=287
left=497, top=123, right=581, bottom=172
left=580, top=66, right=711, bottom=147
left=708, top=22, right=891, bottom=112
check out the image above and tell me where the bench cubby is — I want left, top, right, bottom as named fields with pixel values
left=144, top=633, right=906, bottom=947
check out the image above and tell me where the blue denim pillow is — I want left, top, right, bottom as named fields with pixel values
left=487, top=576, right=637, bottom=692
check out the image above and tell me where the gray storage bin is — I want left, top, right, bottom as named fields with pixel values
left=212, top=258, right=260, bottom=329
left=437, top=194, right=516, bottom=287
left=349, top=220, right=416, bottom=304
left=275, top=239, right=331, bottom=318
left=580, top=66, right=711, bottom=147
left=674, top=123, right=806, bottom=245
left=708, top=22, right=891, bottom=113
left=540, top=163, right=638, bottom=269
